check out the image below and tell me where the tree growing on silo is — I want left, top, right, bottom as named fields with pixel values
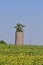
left=14, top=23, right=25, bottom=45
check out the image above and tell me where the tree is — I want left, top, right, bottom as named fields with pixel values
left=0, top=40, right=7, bottom=44
left=14, top=23, right=25, bottom=32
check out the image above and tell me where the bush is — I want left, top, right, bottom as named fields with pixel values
left=0, top=40, right=7, bottom=44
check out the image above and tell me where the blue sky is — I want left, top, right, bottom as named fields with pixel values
left=0, top=0, right=43, bottom=45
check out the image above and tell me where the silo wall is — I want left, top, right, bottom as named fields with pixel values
left=15, top=32, right=24, bottom=45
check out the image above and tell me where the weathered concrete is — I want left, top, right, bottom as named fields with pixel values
left=15, top=32, right=24, bottom=45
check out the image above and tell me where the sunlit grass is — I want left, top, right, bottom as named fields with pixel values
left=0, top=44, right=43, bottom=65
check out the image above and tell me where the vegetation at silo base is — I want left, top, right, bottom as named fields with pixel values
left=0, top=43, right=43, bottom=65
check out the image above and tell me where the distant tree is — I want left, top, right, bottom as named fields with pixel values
left=0, top=40, right=7, bottom=44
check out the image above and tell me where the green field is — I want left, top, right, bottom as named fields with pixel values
left=0, top=44, right=43, bottom=65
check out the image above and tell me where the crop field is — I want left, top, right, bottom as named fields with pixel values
left=0, top=44, right=43, bottom=65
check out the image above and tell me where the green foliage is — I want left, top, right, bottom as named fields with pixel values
left=14, top=23, right=25, bottom=32
left=0, top=44, right=43, bottom=65
left=0, top=40, right=6, bottom=44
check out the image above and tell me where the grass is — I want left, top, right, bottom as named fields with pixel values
left=0, top=44, right=43, bottom=65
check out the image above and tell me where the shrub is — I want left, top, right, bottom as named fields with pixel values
left=0, top=40, right=7, bottom=44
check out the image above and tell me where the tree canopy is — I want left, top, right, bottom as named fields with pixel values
left=14, top=23, right=25, bottom=32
